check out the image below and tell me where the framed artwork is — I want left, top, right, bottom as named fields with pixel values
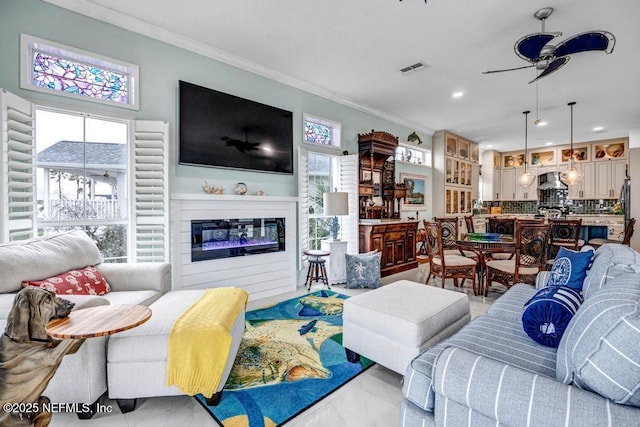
left=401, top=173, right=427, bottom=210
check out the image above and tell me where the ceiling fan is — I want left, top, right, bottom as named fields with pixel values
left=483, top=7, right=615, bottom=83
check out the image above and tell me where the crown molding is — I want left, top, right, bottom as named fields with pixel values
left=43, top=0, right=434, bottom=137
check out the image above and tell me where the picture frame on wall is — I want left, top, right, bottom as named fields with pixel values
left=401, top=173, right=427, bottom=210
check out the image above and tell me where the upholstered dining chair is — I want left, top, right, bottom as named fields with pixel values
left=546, top=219, right=583, bottom=267
left=487, top=217, right=515, bottom=236
left=424, top=221, right=479, bottom=295
left=588, top=218, right=635, bottom=249
left=486, top=217, right=516, bottom=260
left=432, top=217, right=478, bottom=260
left=485, top=222, right=551, bottom=295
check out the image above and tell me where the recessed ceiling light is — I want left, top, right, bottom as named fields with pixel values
left=486, top=144, right=493, bottom=148
left=452, top=91, right=464, bottom=98
left=545, top=141, right=554, bottom=146
left=593, top=126, right=605, bottom=132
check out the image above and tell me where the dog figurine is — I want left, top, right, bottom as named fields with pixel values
left=0, top=288, right=84, bottom=427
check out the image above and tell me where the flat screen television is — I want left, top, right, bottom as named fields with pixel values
left=179, top=80, right=294, bottom=174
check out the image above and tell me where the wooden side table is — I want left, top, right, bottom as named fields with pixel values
left=46, top=304, right=152, bottom=339
left=321, top=240, right=348, bottom=285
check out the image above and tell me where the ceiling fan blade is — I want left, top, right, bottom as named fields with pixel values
left=482, top=64, right=536, bottom=74
left=554, top=31, right=615, bottom=57
left=528, top=57, right=570, bottom=83
left=514, top=32, right=560, bottom=61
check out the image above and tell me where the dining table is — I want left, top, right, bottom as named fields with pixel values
left=456, top=233, right=516, bottom=296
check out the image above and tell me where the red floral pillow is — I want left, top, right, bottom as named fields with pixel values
left=22, top=266, right=111, bottom=296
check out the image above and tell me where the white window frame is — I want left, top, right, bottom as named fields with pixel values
left=20, top=34, right=140, bottom=110
left=302, top=113, right=342, bottom=151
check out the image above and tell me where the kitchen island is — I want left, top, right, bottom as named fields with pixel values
left=471, top=214, right=625, bottom=242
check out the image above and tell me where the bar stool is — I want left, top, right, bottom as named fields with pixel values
left=304, top=249, right=330, bottom=291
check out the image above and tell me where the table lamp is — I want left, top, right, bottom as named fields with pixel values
left=323, top=191, right=349, bottom=240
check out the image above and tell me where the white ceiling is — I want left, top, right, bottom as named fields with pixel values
left=47, top=0, right=640, bottom=152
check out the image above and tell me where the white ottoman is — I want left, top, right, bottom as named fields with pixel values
left=343, top=280, right=470, bottom=374
left=107, top=289, right=245, bottom=411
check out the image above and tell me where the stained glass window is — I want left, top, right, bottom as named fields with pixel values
left=21, top=34, right=140, bottom=110
left=32, top=52, right=129, bottom=104
left=303, top=114, right=341, bottom=149
left=305, top=121, right=332, bottom=145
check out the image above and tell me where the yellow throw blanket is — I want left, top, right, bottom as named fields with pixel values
left=166, top=287, right=248, bottom=397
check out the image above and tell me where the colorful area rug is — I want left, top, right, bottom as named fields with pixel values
left=195, top=290, right=373, bottom=426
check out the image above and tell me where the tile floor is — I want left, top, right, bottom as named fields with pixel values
left=50, top=265, right=498, bottom=427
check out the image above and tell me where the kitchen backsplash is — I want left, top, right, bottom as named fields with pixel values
left=482, top=189, right=619, bottom=214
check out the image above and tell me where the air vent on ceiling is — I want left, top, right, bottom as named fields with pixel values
left=400, top=62, right=428, bottom=74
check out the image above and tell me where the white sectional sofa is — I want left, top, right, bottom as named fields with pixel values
left=0, top=230, right=170, bottom=418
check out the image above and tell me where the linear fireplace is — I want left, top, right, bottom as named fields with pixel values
left=191, top=218, right=285, bottom=262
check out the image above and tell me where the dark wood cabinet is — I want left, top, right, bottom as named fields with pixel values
left=358, top=130, right=406, bottom=219
left=359, top=221, right=418, bottom=276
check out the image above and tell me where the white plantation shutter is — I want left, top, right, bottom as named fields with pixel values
left=0, top=90, right=36, bottom=241
left=338, top=154, right=359, bottom=254
left=298, top=147, right=310, bottom=270
left=129, top=120, right=169, bottom=262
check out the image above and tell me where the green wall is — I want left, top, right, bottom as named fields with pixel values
left=0, top=0, right=432, bottom=218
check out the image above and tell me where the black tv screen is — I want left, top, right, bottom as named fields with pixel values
left=179, top=81, right=293, bottom=174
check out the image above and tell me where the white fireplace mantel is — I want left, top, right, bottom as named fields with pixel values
left=170, top=193, right=298, bottom=301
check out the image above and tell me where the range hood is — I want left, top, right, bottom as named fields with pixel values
left=538, top=171, right=568, bottom=190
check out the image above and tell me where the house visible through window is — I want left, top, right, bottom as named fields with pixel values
left=21, top=34, right=140, bottom=110
left=35, top=108, right=129, bottom=261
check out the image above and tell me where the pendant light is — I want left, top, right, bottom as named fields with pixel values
left=534, top=80, right=546, bottom=126
left=518, top=110, right=535, bottom=187
left=560, top=101, right=583, bottom=185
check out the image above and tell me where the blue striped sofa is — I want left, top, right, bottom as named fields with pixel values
left=401, top=244, right=640, bottom=427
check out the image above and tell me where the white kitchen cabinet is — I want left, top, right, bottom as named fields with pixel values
left=515, top=171, right=538, bottom=200
left=595, top=159, right=627, bottom=199
left=481, top=150, right=501, bottom=201
left=500, top=168, right=516, bottom=200
left=567, top=163, right=595, bottom=200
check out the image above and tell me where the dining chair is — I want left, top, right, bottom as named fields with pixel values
left=464, top=215, right=474, bottom=235
left=424, top=221, right=479, bottom=295
left=546, top=219, right=583, bottom=268
left=432, top=217, right=478, bottom=260
left=486, top=217, right=516, bottom=260
left=487, top=217, right=515, bottom=236
left=485, top=222, right=551, bottom=295
left=587, top=218, right=635, bottom=249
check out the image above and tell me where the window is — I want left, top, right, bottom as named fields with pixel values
left=303, top=114, right=341, bottom=150
left=35, top=108, right=129, bottom=261
left=395, top=143, right=432, bottom=166
left=307, top=152, right=332, bottom=249
left=21, top=34, right=139, bottom=110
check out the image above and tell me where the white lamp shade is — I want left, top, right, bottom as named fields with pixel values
left=323, top=192, right=349, bottom=216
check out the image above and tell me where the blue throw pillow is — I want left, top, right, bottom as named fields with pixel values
left=522, top=286, right=583, bottom=348
left=548, top=246, right=594, bottom=291
left=345, top=252, right=381, bottom=289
